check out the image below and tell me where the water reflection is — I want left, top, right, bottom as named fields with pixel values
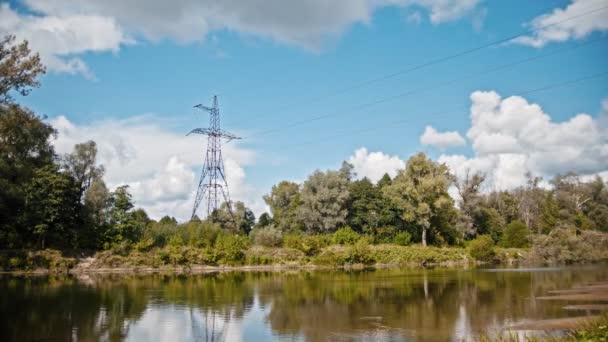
left=1, top=266, right=606, bottom=342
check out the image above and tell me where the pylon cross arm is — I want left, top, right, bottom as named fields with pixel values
left=187, top=128, right=241, bottom=141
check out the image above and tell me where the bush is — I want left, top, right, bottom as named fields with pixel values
left=214, top=234, right=249, bottom=265
left=469, top=235, right=496, bottom=262
left=251, top=226, right=283, bottom=247
left=347, top=238, right=374, bottom=264
left=333, top=226, right=360, bottom=245
left=392, top=231, right=412, bottom=246
left=529, top=227, right=608, bottom=264
left=283, top=234, right=331, bottom=256
left=500, top=220, right=530, bottom=248
left=283, top=233, right=303, bottom=249
left=372, top=226, right=397, bottom=244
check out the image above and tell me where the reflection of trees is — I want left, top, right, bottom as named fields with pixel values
left=1, top=267, right=608, bottom=341
left=259, top=267, right=608, bottom=341
left=0, top=275, right=148, bottom=341
left=0, top=272, right=257, bottom=342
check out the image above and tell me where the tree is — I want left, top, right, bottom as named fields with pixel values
left=210, top=201, right=255, bottom=235
left=0, top=104, right=56, bottom=247
left=256, top=212, right=272, bottom=229
left=346, top=177, right=396, bottom=234
left=377, top=173, right=392, bottom=188
left=104, top=185, right=143, bottom=247
left=0, top=35, right=46, bottom=104
left=454, top=170, right=486, bottom=238
left=159, top=216, right=178, bottom=225
left=500, top=220, right=530, bottom=248
left=63, top=141, right=104, bottom=201
left=263, top=181, right=301, bottom=232
left=296, top=169, right=350, bottom=234
left=23, top=165, right=80, bottom=249
left=383, top=152, right=455, bottom=246
left=539, top=192, right=559, bottom=234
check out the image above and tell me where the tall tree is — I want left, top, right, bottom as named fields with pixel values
left=210, top=201, right=255, bottom=235
left=0, top=35, right=46, bottom=104
left=104, top=186, right=144, bottom=247
left=383, top=152, right=455, bottom=246
left=454, top=170, right=485, bottom=238
left=263, top=181, right=301, bottom=232
left=63, top=141, right=104, bottom=201
left=296, top=169, right=350, bottom=233
left=23, top=165, right=80, bottom=249
left=346, top=177, right=396, bottom=234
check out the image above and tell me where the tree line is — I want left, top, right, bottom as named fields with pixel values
left=1, top=35, right=607, bottom=251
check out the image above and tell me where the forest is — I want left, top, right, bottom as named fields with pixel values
left=1, top=35, right=608, bottom=269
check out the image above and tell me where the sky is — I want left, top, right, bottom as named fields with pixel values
left=1, top=0, right=607, bottom=220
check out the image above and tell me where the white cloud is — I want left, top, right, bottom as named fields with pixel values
left=513, top=0, right=608, bottom=48
left=50, top=115, right=257, bottom=221
left=0, top=3, right=131, bottom=78
left=419, top=125, right=466, bottom=150
left=438, top=91, right=608, bottom=190
left=347, top=147, right=406, bottom=183
left=2, top=0, right=482, bottom=75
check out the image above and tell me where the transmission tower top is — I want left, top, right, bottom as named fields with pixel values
left=187, top=95, right=241, bottom=219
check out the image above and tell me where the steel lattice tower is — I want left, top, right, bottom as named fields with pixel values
left=188, top=95, right=240, bottom=219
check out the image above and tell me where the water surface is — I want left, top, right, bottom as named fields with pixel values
left=1, top=265, right=606, bottom=341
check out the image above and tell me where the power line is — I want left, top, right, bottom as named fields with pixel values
left=245, top=35, right=607, bottom=139
left=281, top=70, right=608, bottom=149
left=233, top=3, right=608, bottom=127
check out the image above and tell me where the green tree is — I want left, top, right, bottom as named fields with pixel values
left=23, top=165, right=80, bottom=249
left=383, top=152, right=455, bottom=246
left=296, top=169, right=350, bottom=234
left=454, top=171, right=485, bottom=238
left=210, top=201, right=255, bottom=235
left=263, top=181, right=301, bottom=232
left=0, top=35, right=46, bottom=104
left=377, top=173, right=392, bottom=188
left=104, top=185, right=143, bottom=247
left=62, top=141, right=104, bottom=201
left=346, top=177, right=396, bottom=234
left=473, top=207, right=505, bottom=243
left=159, top=216, right=178, bottom=225
left=500, top=220, right=530, bottom=248
left=0, top=104, right=56, bottom=247
left=539, top=192, right=559, bottom=234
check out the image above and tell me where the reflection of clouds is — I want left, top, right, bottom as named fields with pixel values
left=125, top=304, right=263, bottom=342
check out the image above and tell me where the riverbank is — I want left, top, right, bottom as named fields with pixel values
left=0, top=244, right=518, bottom=274
left=3, top=232, right=608, bottom=275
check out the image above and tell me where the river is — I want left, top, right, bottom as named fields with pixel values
left=1, top=265, right=606, bottom=341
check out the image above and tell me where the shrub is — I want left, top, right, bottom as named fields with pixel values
left=392, top=231, right=412, bottom=246
left=469, top=235, right=496, bottom=262
left=372, top=226, right=397, bottom=244
left=251, top=226, right=283, bottom=247
left=214, top=234, right=249, bottom=265
left=333, top=226, right=360, bottom=245
left=529, top=227, right=608, bottom=264
left=300, top=235, right=331, bottom=256
left=347, top=238, right=374, bottom=264
left=500, top=220, right=530, bottom=248
left=134, top=237, right=155, bottom=252
left=283, top=233, right=303, bottom=249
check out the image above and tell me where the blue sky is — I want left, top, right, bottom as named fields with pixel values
left=2, top=0, right=607, bottom=219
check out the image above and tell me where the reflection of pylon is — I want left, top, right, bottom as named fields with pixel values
left=188, top=95, right=241, bottom=219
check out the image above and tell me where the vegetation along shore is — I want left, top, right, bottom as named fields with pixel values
left=2, top=34, right=608, bottom=274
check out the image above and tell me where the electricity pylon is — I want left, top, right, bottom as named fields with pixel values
left=188, top=95, right=240, bottom=219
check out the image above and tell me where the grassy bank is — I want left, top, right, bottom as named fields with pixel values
left=2, top=228, right=608, bottom=274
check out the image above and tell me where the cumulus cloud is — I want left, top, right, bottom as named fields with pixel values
left=0, top=3, right=131, bottom=78
left=438, top=91, right=608, bottom=190
left=420, top=125, right=466, bottom=150
left=347, top=147, right=406, bottom=183
left=513, top=0, right=608, bottom=48
left=2, top=0, right=482, bottom=75
left=50, top=115, right=257, bottom=220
